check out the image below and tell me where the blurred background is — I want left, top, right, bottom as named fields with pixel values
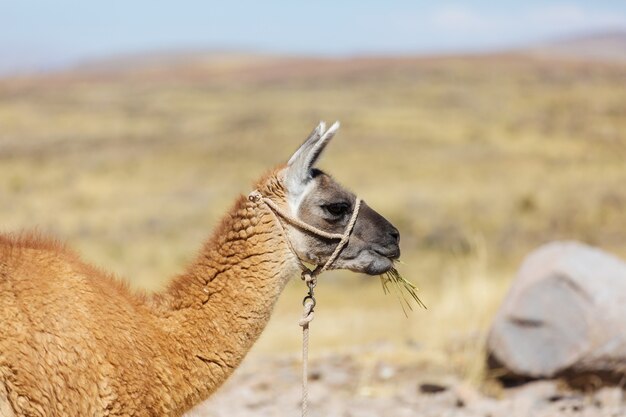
left=1, top=1, right=625, bottom=415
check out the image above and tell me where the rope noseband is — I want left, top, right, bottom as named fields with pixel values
left=248, top=189, right=362, bottom=417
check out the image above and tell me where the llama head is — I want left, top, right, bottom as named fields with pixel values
left=276, top=121, right=400, bottom=275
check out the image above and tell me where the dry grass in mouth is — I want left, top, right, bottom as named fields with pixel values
left=380, top=265, right=427, bottom=317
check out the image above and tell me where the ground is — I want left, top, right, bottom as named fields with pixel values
left=189, top=346, right=625, bottom=417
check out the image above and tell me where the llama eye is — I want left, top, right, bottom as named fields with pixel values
left=323, top=202, right=350, bottom=217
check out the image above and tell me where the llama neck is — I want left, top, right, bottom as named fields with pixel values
left=155, top=188, right=299, bottom=411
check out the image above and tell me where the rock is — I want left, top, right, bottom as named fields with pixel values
left=508, top=380, right=560, bottom=402
left=594, top=386, right=623, bottom=408
left=488, top=241, right=626, bottom=378
left=375, top=362, right=396, bottom=381
left=419, top=383, right=448, bottom=394
left=453, top=382, right=483, bottom=407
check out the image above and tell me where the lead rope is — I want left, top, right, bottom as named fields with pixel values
left=298, top=273, right=316, bottom=417
left=248, top=190, right=361, bottom=417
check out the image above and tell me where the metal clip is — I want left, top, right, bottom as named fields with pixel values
left=248, top=190, right=262, bottom=202
left=301, top=270, right=317, bottom=310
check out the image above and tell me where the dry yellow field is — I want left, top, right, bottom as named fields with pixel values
left=1, top=53, right=625, bottom=385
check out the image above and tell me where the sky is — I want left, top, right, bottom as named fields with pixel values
left=1, top=1, right=625, bottom=74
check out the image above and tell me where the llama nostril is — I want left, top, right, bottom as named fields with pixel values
left=389, top=227, right=400, bottom=244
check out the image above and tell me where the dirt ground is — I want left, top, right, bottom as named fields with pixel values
left=187, top=348, right=625, bottom=417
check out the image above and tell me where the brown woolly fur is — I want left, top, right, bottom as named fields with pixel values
left=0, top=168, right=301, bottom=416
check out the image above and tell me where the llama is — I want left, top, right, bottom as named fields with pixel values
left=0, top=122, right=400, bottom=417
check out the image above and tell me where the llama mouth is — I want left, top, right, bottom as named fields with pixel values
left=367, top=258, right=395, bottom=275
left=341, top=249, right=396, bottom=275
left=364, top=251, right=396, bottom=275
left=373, top=246, right=401, bottom=261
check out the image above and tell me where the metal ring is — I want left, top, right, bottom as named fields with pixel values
left=302, top=295, right=316, bottom=309
left=248, top=190, right=262, bottom=202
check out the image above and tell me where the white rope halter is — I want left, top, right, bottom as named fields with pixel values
left=248, top=189, right=362, bottom=417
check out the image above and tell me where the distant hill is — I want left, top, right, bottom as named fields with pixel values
left=72, top=49, right=269, bottom=72
left=524, top=30, right=626, bottom=62
left=2, top=30, right=625, bottom=82
left=61, top=31, right=626, bottom=82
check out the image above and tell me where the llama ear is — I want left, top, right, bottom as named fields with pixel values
left=285, top=121, right=340, bottom=190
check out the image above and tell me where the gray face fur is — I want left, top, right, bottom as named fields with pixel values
left=281, top=122, right=400, bottom=275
